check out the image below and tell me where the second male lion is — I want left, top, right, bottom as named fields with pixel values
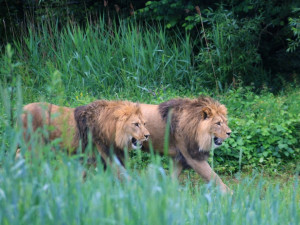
left=21, top=100, right=150, bottom=169
left=140, top=96, right=232, bottom=193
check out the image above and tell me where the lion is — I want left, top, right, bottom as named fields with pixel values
left=140, top=96, right=232, bottom=193
left=20, top=100, right=150, bottom=170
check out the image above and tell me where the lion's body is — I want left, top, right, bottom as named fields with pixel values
left=22, top=103, right=78, bottom=151
left=21, top=100, right=150, bottom=168
left=140, top=104, right=178, bottom=156
left=140, top=96, right=232, bottom=192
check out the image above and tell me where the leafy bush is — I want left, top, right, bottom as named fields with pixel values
left=287, top=8, right=300, bottom=53
left=213, top=88, right=300, bottom=173
left=194, top=7, right=262, bottom=90
left=137, top=0, right=300, bottom=91
left=137, top=0, right=194, bottom=29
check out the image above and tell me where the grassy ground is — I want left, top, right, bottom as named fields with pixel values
left=0, top=83, right=299, bottom=225
left=0, top=139, right=299, bottom=225
left=0, top=19, right=299, bottom=224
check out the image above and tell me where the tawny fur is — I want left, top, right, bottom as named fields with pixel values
left=21, top=100, right=150, bottom=168
left=74, top=100, right=149, bottom=152
left=21, top=103, right=78, bottom=151
left=140, top=96, right=232, bottom=193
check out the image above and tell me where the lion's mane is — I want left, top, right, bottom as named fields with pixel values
left=74, top=100, right=142, bottom=153
left=158, top=96, right=228, bottom=161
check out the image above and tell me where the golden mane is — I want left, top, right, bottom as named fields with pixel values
left=75, top=100, right=143, bottom=150
left=159, top=96, right=228, bottom=154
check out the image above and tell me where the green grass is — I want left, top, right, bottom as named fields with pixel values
left=0, top=126, right=299, bottom=225
left=4, top=19, right=196, bottom=102
left=0, top=18, right=299, bottom=225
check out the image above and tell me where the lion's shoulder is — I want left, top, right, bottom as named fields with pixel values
left=158, top=98, right=189, bottom=122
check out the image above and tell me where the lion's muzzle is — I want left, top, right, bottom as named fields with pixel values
left=131, top=134, right=149, bottom=149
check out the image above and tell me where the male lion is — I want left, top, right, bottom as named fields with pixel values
left=140, top=96, right=232, bottom=193
left=21, top=100, right=150, bottom=169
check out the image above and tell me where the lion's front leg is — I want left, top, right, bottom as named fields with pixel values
left=176, top=143, right=231, bottom=193
left=187, top=159, right=231, bottom=193
left=95, top=143, right=128, bottom=180
left=171, top=158, right=183, bottom=179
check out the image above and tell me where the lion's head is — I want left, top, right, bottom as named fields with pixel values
left=197, top=99, right=231, bottom=150
left=114, top=103, right=150, bottom=150
left=159, top=96, right=231, bottom=156
left=75, top=100, right=150, bottom=152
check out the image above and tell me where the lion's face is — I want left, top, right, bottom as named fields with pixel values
left=209, top=115, right=231, bottom=148
left=197, top=105, right=231, bottom=151
left=116, top=114, right=150, bottom=150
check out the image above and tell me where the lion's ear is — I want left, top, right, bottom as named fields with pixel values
left=201, top=106, right=213, bottom=119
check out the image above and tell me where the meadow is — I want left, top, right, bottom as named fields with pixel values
left=0, top=18, right=299, bottom=224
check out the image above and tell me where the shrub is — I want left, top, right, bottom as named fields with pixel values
left=194, top=7, right=262, bottom=91
left=213, top=88, right=300, bottom=173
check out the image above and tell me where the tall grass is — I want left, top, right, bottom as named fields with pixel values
left=6, top=18, right=198, bottom=101
left=0, top=120, right=299, bottom=225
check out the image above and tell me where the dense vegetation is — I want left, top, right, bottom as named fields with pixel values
left=0, top=1, right=299, bottom=224
left=1, top=18, right=299, bottom=172
left=1, top=0, right=300, bottom=90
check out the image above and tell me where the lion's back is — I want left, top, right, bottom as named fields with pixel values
left=22, top=102, right=76, bottom=142
left=22, top=102, right=50, bottom=131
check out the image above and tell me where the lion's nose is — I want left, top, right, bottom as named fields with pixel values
left=226, top=132, right=231, bottom=137
left=145, top=134, right=150, bottom=139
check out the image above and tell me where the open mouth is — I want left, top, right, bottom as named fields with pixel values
left=131, top=137, right=141, bottom=149
left=213, top=137, right=223, bottom=147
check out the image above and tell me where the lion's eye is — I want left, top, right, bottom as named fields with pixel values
left=134, top=123, right=140, bottom=127
left=216, top=122, right=221, bottom=126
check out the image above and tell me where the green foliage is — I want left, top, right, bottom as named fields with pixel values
left=214, top=88, right=300, bottom=173
left=0, top=33, right=300, bottom=224
left=0, top=15, right=299, bottom=173
left=0, top=4, right=299, bottom=223
left=0, top=121, right=299, bottom=224
left=0, top=44, right=22, bottom=85
left=137, top=0, right=194, bottom=29
left=2, top=0, right=300, bottom=91
left=3, top=19, right=199, bottom=100
left=0, top=44, right=23, bottom=129
left=137, top=0, right=300, bottom=91
left=230, top=0, right=300, bottom=90
left=287, top=8, right=300, bottom=53
left=195, top=8, right=262, bottom=90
